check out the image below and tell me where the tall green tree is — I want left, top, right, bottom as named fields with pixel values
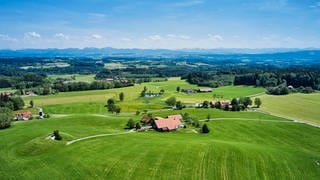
left=119, top=92, right=124, bottom=101
left=11, top=97, right=25, bottom=110
left=254, top=98, right=262, bottom=108
left=176, top=86, right=180, bottom=92
left=127, top=118, right=135, bottom=129
left=202, top=101, right=209, bottom=108
left=106, top=98, right=116, bottom=113
left=0, top=107, right=12, bottom=129
left=165, top=97, right=176, bottom=107
left=175, top=101, right=184, bottom=110
left=242, top=97, right=252, bottom=108
left=29, top=100, right=34, bottom=108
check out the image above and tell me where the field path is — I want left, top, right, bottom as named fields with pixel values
left=199, top=118, right=294, bottom=123
left=66, top=130, right=136, bottom=145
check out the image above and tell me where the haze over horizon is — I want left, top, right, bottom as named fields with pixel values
left=1, top=0, right=320, bottom=49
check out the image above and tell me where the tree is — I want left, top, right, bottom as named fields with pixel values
left=106, top=98, right=116, bottom=113
left=159, top=89, right=165, bottom=94
left=201, top=124, right=210, bottom=133
left=175, top=101, right=184, bottom=110
left=135, top=122, right=141, bottom=130
left=11, top=97, right=25, bottom=110
left=231, top=98, right=239, bottom=106
left=242, top=97, right=252, bottom=108
left=176, top=86, right=180, bottom=92
left=135, top=110, right=140, bottom=115
left=165, top=97, right=176, bottom=107
left=127, top=118, right=135, bottom=129
left=206, top=114, right=211, bottom=122
left=53, top=130, right=62, bottom=140
left=202, top=101, right=209, bottom=108
left=254, top=98, right=262, bottom=108
left=29, top=100, right=34, bottom=108
left=119, top=92, right=124, bottom=101
left=0, top=107, right=12, bottom=129
left=115, top=106, right=121, bottom=114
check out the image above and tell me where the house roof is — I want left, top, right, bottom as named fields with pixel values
left=154, top=115, right=181, bottom=131
left=16, top=112, right=32, bottom=116
left=168, top=114, right=182, bottom=121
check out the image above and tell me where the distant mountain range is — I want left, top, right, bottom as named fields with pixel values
left=0, top=47, right=320, bottom=58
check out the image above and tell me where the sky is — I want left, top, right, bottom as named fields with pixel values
left=0, top=0, right=320, bottom=49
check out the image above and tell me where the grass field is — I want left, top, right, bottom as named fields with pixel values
left=1, top=111, right=320, bottom=179
left=3, top=78, right=319, bottom=179
left=48, top=74, right=96, bottom=82
left=25, top=78, right=265, bottom=114
left=258, top=93, right=320, bottom=126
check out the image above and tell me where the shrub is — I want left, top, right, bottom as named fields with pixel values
left=53, top=130, right=62, bottom=140
left=201, top=124, right=210, bottom=134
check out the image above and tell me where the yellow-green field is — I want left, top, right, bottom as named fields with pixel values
left=258, top=93, right=320, bottom=125
left=48, top=74, right=96, bottom=82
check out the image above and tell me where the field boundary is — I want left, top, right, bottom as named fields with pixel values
left=255, top=110, right=320, bottom=128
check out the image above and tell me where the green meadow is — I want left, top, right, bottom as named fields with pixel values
left=258, top=93, right=320, bottom=126
left=48, top=74, right=96, bottom=82
left=1, top=78, right=320, bottom=179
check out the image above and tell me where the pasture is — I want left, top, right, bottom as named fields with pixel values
left=2, top=78, right=318, bottom=179
left=0, top=111, right=320, bottom=179
left=48, top=74, right=96, bottom=82
left=25, top=78, right=265, bottom=114
left=258, top=93, right=320, bottom=126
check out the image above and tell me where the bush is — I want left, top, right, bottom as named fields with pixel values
left=127, top=118, right=135, bottom=129
left=201, top=124, right=210, bottom=134
left=53, top=130, right=62, bottom=140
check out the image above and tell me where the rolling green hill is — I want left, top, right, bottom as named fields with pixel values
left=1, top=111, right=319, bottom=179
left=1, top=78, right=319, bottom=179
left=258, top=93, right=320, bottom=126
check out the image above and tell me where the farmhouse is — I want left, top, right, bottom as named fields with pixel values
left=154, top=114, right=182, bottom=131
left=198, top=88, right=213, bottom=93
left=15, top=112, right=32, bottom=121
left=221, top=101, right=232, bottom=109
left=182, top=89, right=195, bottom=94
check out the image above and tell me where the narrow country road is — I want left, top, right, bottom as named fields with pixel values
left=66, top=130, right=136, bottom=145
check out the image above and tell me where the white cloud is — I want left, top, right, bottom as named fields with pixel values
left=208, top=34, right=223, bottom=42
left=148, top=35, right=162, bottom=41
left=88, top=13, right=107, bottom=18
left=121, top=37, right=132, bottom=42
left=91, top=34, right=103, bottom=40
left=166, top=34, right=191, bottom=40
left=0, top=34, right=17, bottom=42
left=24, top=32, right=41, bottom=39
left=54, top=33, right=69, bottom=40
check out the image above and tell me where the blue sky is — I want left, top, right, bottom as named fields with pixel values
left=0, top=0, right=320, bottom=49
